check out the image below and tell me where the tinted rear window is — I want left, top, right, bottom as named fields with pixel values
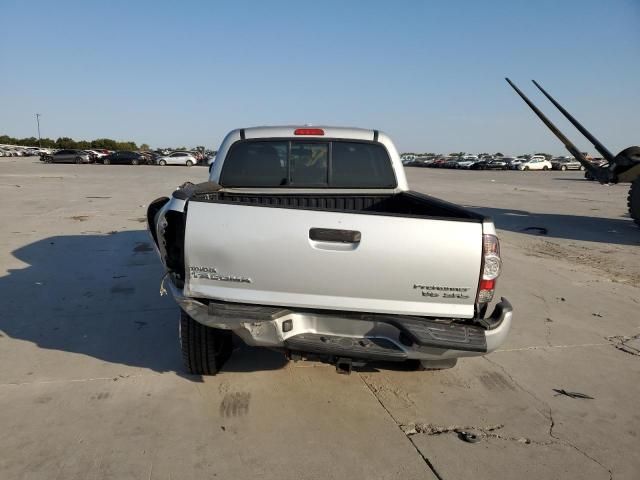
left=220, top=140, right=396, bottom=188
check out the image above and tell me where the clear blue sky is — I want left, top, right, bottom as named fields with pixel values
left=1, top=0, right=638, bottom=155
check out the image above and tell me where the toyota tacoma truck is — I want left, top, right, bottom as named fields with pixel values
left=147, top=126, right=512, bottom=374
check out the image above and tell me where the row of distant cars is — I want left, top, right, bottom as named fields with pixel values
left=403, top=155, right=587, bottom=171
left=8, top=148, right=213, bottom=167
left=39, top=149, right=207, bottom=166
left=1, top=145, right=212, bottom=166
left=0, top=146, right=50, bottom=157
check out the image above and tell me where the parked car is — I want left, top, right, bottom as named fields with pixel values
left=140, top=151, right=161, bottom=165
left=85, top=149, right=108, bottom=160
left=551, top=157, right=585, bottom=171
left=489, top=159, right=511, bottom=170
left=584, top=159, right=608, bottom=180
left=456, top=159, right=477, bottom=169
left=156, top=151, right=197, bottom=166
left=518, top=157, right=552, bottom=171
left=510, top=158, right=527, bottom=169
left=147, top=126, right=512, bottom=375
left=42, top=149, right=92, bottom=164
left=101, top=151, right=146, bottom=165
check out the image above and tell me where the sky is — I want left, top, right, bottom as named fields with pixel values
left=1, top=0, right=639, bottom=155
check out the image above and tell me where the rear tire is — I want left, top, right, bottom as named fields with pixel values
left=580, top=166, right=585, bottom=171
left=543, top=166, right=549, bottom=171
left=524, top=166, right=529, bottom=171
left=159, top=160, right=166, bottom=166
left=75, top=157, right=82, bottom=164
left=179, top=310, right=232, bottom=375
left=561, top=165, right=567, bottom=171
left=103, top=158, right=110, bottom=165
left=131, top=158, right=139, bottom=165
left=628, top=178, right=640, bottom=227
left=186, top=160, right=193, bottom=167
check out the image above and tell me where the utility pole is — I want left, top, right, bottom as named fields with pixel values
left=35, top=113, right=42, bottom=148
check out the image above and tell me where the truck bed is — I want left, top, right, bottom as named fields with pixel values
left=189, top=189, right=485, bottom=222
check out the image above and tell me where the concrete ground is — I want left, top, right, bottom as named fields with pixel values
left=0, top=157, right=638, bottom=480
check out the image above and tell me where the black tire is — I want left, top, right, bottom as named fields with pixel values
left=543, top=166, right=549, bottom=171
left=75, top=157, right=82, bottom=164
left=580, top=165, right=585, bottom=171
left=561, top=165, right=567, bottom=171
left=180, top=310, right=232, bottom=375
left=628, top=178, right=640, bottom=227
left=103, top=158, right=110, bottom=165
left=131, top=158, right=139, bottom=165
left=186, top=160, right=193, bottom=167
left=159, top=160, right=166, bottom=166
left=524, top=166, right=529, bottom=171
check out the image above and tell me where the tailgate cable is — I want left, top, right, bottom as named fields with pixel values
left=159, top=271, right=170, bottom=296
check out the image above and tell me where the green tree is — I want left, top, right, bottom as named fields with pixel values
left=55, top=137, right=76, bottom=149
left=140, top=143, right=150, bottom=151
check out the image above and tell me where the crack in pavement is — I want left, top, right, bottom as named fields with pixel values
left=495, top=342, right=611, bottom=352
left=484, top=357, right=613, bottom=480
left=358, top=373, right=444, bottom=480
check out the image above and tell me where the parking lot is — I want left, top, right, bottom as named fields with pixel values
left=1, top=157, right=638, bottom=479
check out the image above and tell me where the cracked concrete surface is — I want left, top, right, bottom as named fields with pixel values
left=1, top=160, right=638, bottom=479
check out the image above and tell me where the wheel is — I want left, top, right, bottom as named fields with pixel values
left=75, top=157, right=82, bottom=164
left=179, top=310, right=232, bottom=375
left=131, top=158, right=139, bottom=165
left=524, top=166, right=529, bottom=171
left=103, top=158, right=110, bottom=165
left=580, top=166, right=585, bottom=171
left=159, top=160, right=167, bottom=166
left=628, top=178, right=640, bottom=227
left=185, top=160, right=193, bottom=167
left=543, top=166, right=549, bottom=171
left=561, top=165, right=567, bottom=171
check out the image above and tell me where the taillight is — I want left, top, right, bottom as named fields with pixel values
left=477, top=234, right=501, bottom=303
left=294, top=128, right=324, bottom=136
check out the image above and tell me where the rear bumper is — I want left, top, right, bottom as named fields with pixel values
left=170, top=282, right=512, bottom=362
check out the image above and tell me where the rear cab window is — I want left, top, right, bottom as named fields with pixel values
left=219, top=140, right=397, bottom=188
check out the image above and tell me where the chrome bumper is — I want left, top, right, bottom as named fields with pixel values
left=170, top=282, right=512, bottom=361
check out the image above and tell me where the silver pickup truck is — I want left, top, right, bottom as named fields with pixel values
left=147, top=126, right=512, bottom=374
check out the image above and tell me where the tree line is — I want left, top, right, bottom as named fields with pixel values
left=0, top=134, right=144, bottom=151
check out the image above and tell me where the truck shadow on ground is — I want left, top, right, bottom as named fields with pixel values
left=468, top=206, right=639, bottom=245
left=0, top=230, right=287, bottom=380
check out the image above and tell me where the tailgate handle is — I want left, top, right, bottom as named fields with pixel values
left=309, top=228, right=361, bottom=244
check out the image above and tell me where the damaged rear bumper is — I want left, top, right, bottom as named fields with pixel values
left=170, top=282, right=512, bottom=362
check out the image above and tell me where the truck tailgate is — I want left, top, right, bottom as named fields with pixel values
left=183, top=201, right=483, bottom=318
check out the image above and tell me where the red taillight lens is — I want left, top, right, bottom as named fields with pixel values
left=294, top=128, right=324, bottom=136
left=479, top=279, right=495, bottom=290
left=477, top=234, right=501, bottom=304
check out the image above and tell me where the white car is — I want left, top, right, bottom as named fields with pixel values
left=85, top=149, right=107, bottom=159
left=156, top=151, right=197, bottom=167
left=518, top=158, right=552, bottom=171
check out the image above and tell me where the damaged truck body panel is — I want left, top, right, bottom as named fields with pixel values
left=148, top=126, right=513, bottom=375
